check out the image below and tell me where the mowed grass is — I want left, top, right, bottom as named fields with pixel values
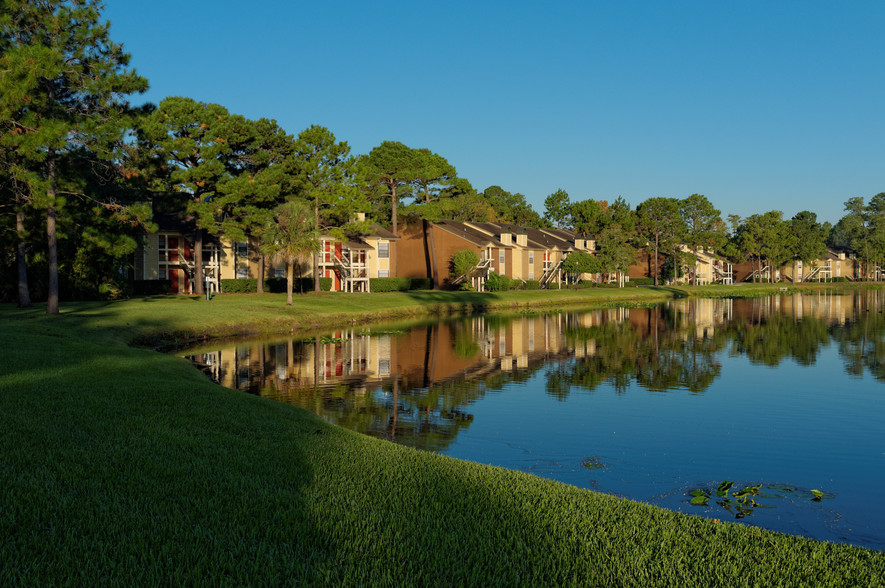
left=1, top=289, right=883, bottom=586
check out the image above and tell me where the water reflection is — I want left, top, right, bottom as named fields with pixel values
left=187, top=291, right=885, bottom=450
left=185, top=290, right=885, bottom=548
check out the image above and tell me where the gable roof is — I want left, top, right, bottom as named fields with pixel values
left=430, top=220, right=581, bottom=251
left=433, top=220, right=503, bottom=248
left=364, top=223, right=399, bottom=240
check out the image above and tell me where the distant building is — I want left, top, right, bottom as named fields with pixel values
left=397, top=219, right=596, bottom=290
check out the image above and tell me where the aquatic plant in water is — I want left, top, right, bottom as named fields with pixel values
left=688, top=481, right=834, bottom=519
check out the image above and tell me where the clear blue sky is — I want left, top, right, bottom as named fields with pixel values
left=104, top=0, right=884, bottom=225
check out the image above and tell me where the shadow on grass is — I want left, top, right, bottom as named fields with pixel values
left=403, top=289, right=501, bottom=315
left=649, top=286, right=690, bottom=298
left=0, top=319, right=335, bottom=584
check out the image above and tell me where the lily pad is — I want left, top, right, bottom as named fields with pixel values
left=716, top=480, right=734, bottom=497
left=581, top=457, right=605, bottom=470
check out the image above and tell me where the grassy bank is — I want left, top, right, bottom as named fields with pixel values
left=2, top=287, right=883, bottom=585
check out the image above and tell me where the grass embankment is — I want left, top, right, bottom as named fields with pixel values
left=2, top=287, right=883, bottom=585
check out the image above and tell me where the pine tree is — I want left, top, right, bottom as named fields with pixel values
left=0, top=0, right=148, bottom=313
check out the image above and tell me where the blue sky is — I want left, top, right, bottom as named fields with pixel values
left=104, top=1, right=884, bottom=225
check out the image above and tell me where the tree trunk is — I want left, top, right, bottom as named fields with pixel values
left=286, top=260, right=294, bottom=306
left=391, top=185, right=398, bottom=235
left=257, top=251, right=265, bottom=294
left=314, top=202, right=321, bottom=292
left=193, top=228, right=204, bottom=295
left=653, top=234, right=659, bottom=286
left=46, top=150, right=59, bottom=315
left=16, top=205, right=31, bottom=309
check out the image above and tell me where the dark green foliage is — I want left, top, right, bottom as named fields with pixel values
left=524, top=280, right=540, bottom=290
left=482, top=185, right=547, bottom=228
left=561, top=250, right=600, bottom=276
left=222, top=279, right=261, bottom=293
left=485, top=272, right=511, bottom=292
left=358, top=141, right=421, bottom=234
left=1, top=0, right=150, bottom=312
left=637, top=197, right=685, bottom=285
left=571, top=199, right=606, bottom=234
left=368, top=277, right=434, bottom=292
left=450, top=249, right=480, bottom=280
left=567, top=280, right=599, bottom=289
left=544, top=188, right=571, bottom=229
left=222, top=278, right=330, bottom=294
left=629, top=277, right=655, bottom=286
left=369, top=277, right=411, bottom=292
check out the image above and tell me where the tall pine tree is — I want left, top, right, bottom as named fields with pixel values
left=0, top=0, right=148, bottom=313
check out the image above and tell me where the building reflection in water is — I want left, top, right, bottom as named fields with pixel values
left=186, top=290, right=884, bottom=451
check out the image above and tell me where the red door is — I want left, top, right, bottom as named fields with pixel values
left=169, top=269, right=180, bottom=293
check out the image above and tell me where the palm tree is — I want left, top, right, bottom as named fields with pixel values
left=261, top=200, right=320, bottom=305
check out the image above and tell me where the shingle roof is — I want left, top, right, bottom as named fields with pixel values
left=366, top=223, right=399, bottom=240
left=434, top=220, right=504, bottom=248
left=432, top=220, right=580, bottom=251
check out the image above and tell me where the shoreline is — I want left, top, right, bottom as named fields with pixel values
left=1, top=284, right=882, bottom=584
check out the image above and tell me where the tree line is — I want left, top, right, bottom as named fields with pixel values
left=2, top=1, right=882, bottom=311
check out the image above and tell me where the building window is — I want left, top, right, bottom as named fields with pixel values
left=275, top=268, right=285, bottom=278
left=378, top=269, right=389, bottom=278
left=378, top=241, right=389, bottom=258
left=499, top=250, right=505, bottom=266
left=529, top=271, right=534, bottom=280
left=529, top=251, right=534, bottom=265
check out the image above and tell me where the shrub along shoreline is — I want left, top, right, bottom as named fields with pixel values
left=1, top=285, right=883, bottom=585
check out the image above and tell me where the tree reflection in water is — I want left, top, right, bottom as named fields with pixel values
left=185, top=290, right=885, bottom=449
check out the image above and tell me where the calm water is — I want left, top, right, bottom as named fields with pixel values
left=185, top=291, right=885, bottom=550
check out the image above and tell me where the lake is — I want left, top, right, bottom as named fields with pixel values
left=184, top=291, right=885, bottom=550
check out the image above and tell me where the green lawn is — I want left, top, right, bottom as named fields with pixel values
left=1, top=287, right=883, bottom=585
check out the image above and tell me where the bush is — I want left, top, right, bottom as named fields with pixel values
left=132, top=280, right=172, bottom=296
left=409, top=278, right=433, bottom=290
left=450, top=249, right=480, bottom=280
left=524, top=280, right=540, bottom=290
left=485, top=272, right=511, bottom=292
left=265, top=277, right=287, bottom=293
left=629, top=277, right=655, bottom=286
left=222, top=277, right=332, bottom=294
left=370, top=277, right=411, bottom=292
left=568, top=280, right=598, bottom=289
left=221, top=279, right=258, bottom=293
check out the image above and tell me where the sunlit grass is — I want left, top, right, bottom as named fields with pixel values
left=1, top=287, right=883, bottom=584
